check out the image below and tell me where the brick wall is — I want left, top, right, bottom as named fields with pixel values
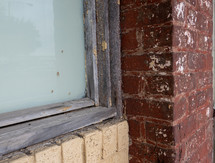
left=121, top=0, right=213, bottom=162
left=0, top=120, right=129, bottom=163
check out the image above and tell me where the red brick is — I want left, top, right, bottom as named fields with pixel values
left=145, top=122, right=175, bottom=146
left=195, top=71, right=213, bottom=89
left=128, top=118, right=141, bottom=139
left=122, top=55, right=148, bottom=71
left=145, top=75, right=174, bottom=96
left=173, top=26, right=196, bottom=49
left=122, top=75, right=144, bottom=94
left=173, top=53, right=188, bottom=73
left=121, top=29, right=139, bottom=52
left=184, top=126, right=206, bottom=159
left=187, top=53, right=206, bottom=70
left=176, top=114, right=197, bottom=140
left=174, top=96, right=187, bottom=120
left=172, top=1, right=186, bottom=22
left=198, top=34, right=211, bottom=52
left=142, top=25, right=173, bottom=49
left=121, top=9, right=142, bottom=30
left=124, top=98, right=174, bottom=120
left=174, top=73, right=195, bottom=94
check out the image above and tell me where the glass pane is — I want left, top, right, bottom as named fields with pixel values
left=0, top=0, right=86, bottom=113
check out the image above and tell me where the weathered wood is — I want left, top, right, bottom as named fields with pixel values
left=109, top=0, right=123, bottom=117
left=96, top=0, right=112, bottom=107
left=84, top=0, right=99, bottom=105
left=0, top=98, right=94, bottom=127
left=0, top=106, right=116, bottom=156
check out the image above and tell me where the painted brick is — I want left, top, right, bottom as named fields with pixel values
left=61, top=136, right=84, bottom=163
left=35, top=145, right=61, bottom=163
left=117, top=121, right=129, bottom=151
left=10, top=155, right=34, bottom=163
left=97, top=123, right=117, bottom=158
left=82, top=129, right=102, bottom=163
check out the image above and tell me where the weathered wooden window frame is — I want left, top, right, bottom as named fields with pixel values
left=0, top=0, right=121, bottom=156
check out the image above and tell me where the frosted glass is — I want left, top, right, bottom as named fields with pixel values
left=0, top=0, right=86, bottom=113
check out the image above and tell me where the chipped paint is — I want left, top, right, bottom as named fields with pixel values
left=184, top=31, right=194, bottom=45
left=175, top=2, right=185, bottom=19
left=102, top=41, right=107, bottom=51
left=62, top=106, right=71, bottom=112
left=149, top=55, right=171, bottom=71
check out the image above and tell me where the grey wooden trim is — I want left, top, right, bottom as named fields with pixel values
left=84, top=0, right=99, bottom=105
left=0, top=106, right=116, bottom=156
left=96, top=0, right=112, bottom=107
left=0, top=98, right=94, bottom=127
left=109, top=1, right=123, bottom=117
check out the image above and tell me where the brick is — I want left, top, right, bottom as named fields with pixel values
left=196, top=12, right=208, bottom=31
left=98, top=124, right=117, bottom=158
left=10, top=155, right=34, bottom=163
left=121, top=9, right=142, bottom=30
left=61, top=136, right=84, bottom=163
left=195, top=71, right=212, bottom=89
left=198, top=34, right=211, bottom=52
left=122, top=53, right=173, bottom=72
left=122, top=75, right=144, bottom=94
left=99, top=149, right=128, bottom=163
left=173, top=26, right=196, bottom=49
left=174, top=73, right=195, bottom=94
left=174, top=96, right=187, bottom=120
left=145, top=122, right=175, bottom=146
left=187, top=53, right=206, bottom=70
left=121, top=29, right=139, bottom=52
left=145, top=53, right=173, bottom=72
left=117, top=121, right=129, bottom=151
left=143, top=25, right=172, bottom=49
left=128, top=118, right=141, bottom=139
left=184, top=126, right=206, bottom=159
left=172, top=1, right=186, bottom=22
left=176, top=114, right=197, bottom=140
left=122, top=55, right=148, bottom=71
left=125, top=98, right=174, bottom=120
left=145, top=75, right=174, bottom=96
left=173, top=53, right=188, bottom=73
left=81, top=130, right=102, bottom=163
left=130, top=142, right=177, bottom=162
left=140, top=1, right=172, bottom=26
left=197, top=0, right=213, bottom=18
left=35, top=145, right=61, bottom=163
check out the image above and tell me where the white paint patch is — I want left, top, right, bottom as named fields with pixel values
left=175, top=2, right=185, bottom=19
left=206, top=107, right=210, bottom=117
left=149, top=55, right=171, bottom=71
left=176, top=56, right=185, bottom=73
left=184, top=31, right=194, bottom=45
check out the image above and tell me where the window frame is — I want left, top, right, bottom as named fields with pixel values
left=0, top=0, right=122, bottom=156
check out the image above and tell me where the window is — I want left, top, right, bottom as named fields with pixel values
left=0, top=0, right=121, bottom=156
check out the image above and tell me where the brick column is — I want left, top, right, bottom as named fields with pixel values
left=121, top=0, right=213, bottom=162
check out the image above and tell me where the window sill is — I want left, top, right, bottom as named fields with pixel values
left=0, top=106, right=117, bottom=156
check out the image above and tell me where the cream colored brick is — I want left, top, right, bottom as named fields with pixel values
left=82, top=130, right=102, bottom=163
left=114, top=149, right=129, bottom=163
left=99, top=124, right=117, bottom=158
left=117, top=121, right=129, bottom=151
left=99, top=149, right=128, bottom=163
left=61, top=136, right=84, bottom=163
left=10, top=155, right=34, bottom=163
left=35, top=145, right=61, bottom=163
